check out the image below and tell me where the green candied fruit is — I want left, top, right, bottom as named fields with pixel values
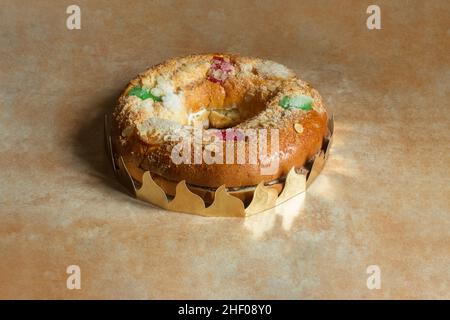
left=279, top=96, right=291, bottom=109
left=279, top=95, right=313, bottom=111
left=128, top=86, right=162, bottom=102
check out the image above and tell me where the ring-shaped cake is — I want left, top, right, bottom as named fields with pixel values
left=112, top=54, right=329, bottom=203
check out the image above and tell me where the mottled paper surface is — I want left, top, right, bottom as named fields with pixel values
left=0, top=0, right=449, bottom=299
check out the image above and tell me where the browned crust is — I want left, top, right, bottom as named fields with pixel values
left=111, top=54, right=328, bottom=188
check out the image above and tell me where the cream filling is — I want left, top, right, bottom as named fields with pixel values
left=187, top=107, right=243, bottom=129
left=187, top=108, right=210, bottom=128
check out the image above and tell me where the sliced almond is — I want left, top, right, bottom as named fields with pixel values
left=294, top=123, right=304, bottom=134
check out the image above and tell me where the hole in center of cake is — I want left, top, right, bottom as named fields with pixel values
left=185, top=80, right=268, bottom=129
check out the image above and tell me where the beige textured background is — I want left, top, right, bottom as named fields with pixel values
left=1, top=0, right=449, bottom=299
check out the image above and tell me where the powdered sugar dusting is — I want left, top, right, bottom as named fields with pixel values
left=255, top=61, right=293, bottom=79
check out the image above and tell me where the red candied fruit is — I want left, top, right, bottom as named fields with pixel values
left=207, top=56, right=235, bottom=83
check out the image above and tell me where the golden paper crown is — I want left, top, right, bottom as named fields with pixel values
left=104, top=114, right=334, bottom=217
